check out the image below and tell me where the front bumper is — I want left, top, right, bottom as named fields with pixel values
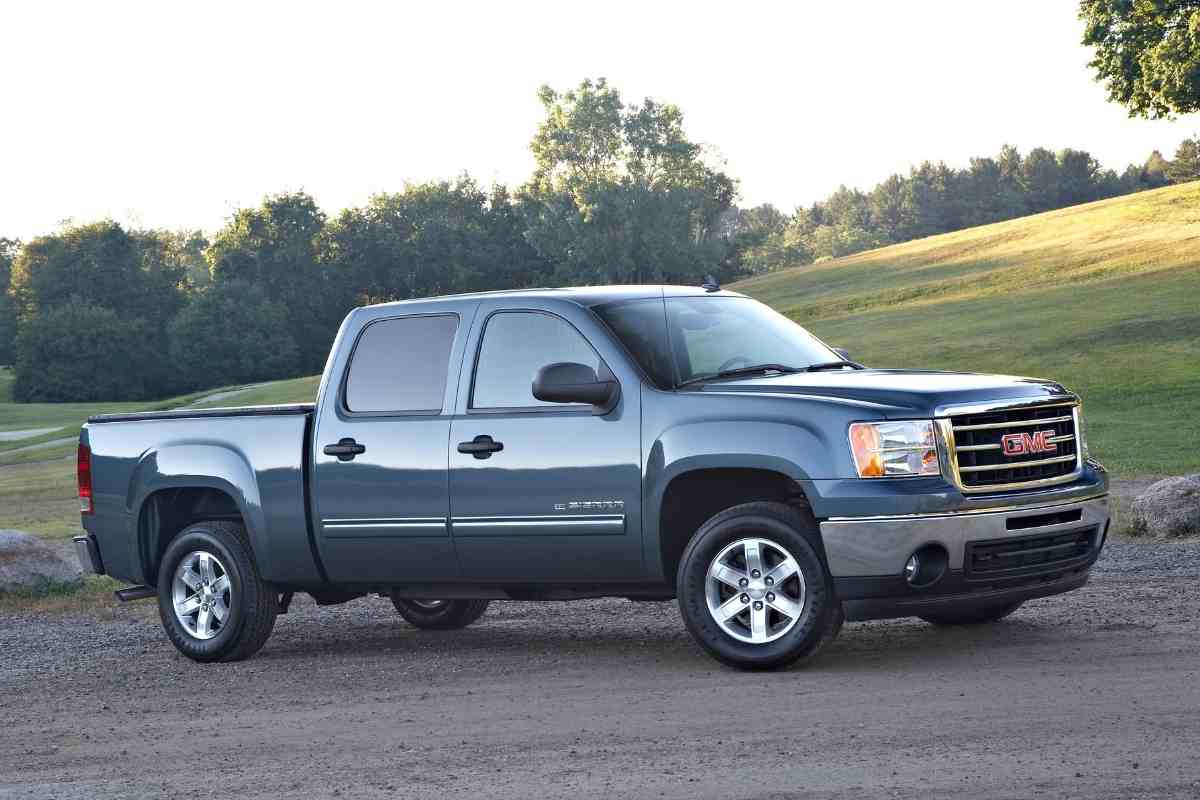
left=819, top=494, right=1109, bottom=621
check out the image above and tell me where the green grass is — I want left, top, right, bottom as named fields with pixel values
left=734, top=182, right=1200, bottom=476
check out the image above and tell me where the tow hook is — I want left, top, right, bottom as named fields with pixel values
left=113, top=585, right=157, bottom=602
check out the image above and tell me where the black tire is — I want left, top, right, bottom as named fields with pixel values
left=391, top=598, right=490, bottom=630
left=156, top=520, right=278, bottom=663
left=677, top=501, right=841, bottom=670
left=919, top=601, right=1024, bottom=626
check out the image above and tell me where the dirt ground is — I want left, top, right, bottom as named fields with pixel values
left=2, top=542, right=1199, bottom=800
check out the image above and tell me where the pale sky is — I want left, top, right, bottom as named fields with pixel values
left=1, top=0, right=1193, bottom=240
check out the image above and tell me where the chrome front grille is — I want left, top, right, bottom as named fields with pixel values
left=940, top=401, right=1082, bottom=493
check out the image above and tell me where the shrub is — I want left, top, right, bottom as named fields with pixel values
left=167, top=282, right=299, bottom=392
left=13, top=299, right=166, bottom=402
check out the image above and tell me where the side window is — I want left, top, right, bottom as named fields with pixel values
left=472, top=311, right=601, bottom=409
left=344, top=315, right=458, bottom=413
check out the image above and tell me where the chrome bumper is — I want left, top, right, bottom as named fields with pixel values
left=819, top=494, right=1110, bottom=578
left=73, top=535, right=104, bottom=575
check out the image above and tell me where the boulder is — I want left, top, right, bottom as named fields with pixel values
left=1128, top=474, right=1200, bottom=539
left=0, top=530, right=83, bottom=594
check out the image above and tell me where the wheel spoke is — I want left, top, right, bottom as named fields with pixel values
left=195, top=607, right=211, bottom=637
left=709, top=562, right=748, bottom=590
left=175, top=595, right=201, bottom=615
left=716, top=594, right=747, bottom=622
left=766, top=592, right=802, bottom=619
left=211, top=598, right=229, bottom=623
left=211, top=575, right=230, bottom=595
left=743, top=541, right=764, bottom=576
left=180, top=567, right=202, bottom=590
left=197, top=553, right=215, bottom=584
left=764, top=557, right=799, bottom=585
left=749, top=603, right=768, bottom=641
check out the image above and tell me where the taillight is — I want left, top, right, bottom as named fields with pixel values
left=77, top=442, right=93, bottom=515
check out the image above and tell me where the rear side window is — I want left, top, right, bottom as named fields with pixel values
left=344, top=315, right=458, bottom=413
left=472, top=311, right=601, bottom=409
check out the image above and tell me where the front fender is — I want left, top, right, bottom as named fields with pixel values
left=642, top=418, right=840, bottom=579
left=128, top=442, right=271, bottom=581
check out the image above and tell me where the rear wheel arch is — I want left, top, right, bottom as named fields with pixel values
left=137, top=486, right=251, bottom=585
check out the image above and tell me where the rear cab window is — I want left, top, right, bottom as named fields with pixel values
left=343, top=314, right=459, bottom=413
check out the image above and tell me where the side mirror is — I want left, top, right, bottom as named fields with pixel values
left=832, top=347, right=852, bottom=362
left=533, top=362, right=619, bottom=412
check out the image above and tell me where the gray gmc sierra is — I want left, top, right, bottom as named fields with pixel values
left=75, top=285, right=1109, bottom=669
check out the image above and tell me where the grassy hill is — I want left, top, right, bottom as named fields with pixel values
left=734, top=181, right=1200, bottom=475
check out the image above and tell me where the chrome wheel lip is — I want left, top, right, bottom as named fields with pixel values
left=172, top=550, right=232, bottom=641
left=704, top=537, right=806, bottom=644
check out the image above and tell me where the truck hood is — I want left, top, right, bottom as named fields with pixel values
left=692, top=369, right=1074, bottom=418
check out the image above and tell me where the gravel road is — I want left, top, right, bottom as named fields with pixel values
left=2, top=540, right=1199, bottom=800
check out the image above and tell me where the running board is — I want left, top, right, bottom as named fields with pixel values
left=114, top=585, right=156, bottom=602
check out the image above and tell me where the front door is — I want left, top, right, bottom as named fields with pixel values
left=449, top=304, right=643, bottom=582
left=312, top=310, right=468, bottom=585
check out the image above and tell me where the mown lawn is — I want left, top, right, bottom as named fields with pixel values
left=736, top=182, right=1200, bottom=477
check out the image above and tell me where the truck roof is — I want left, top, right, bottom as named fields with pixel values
left=359, top=284, right=746, bottom=311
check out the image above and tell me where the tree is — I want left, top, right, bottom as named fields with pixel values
left=1080, top=0, right=1200, bottom=118
left=1166, top=136, right=1200, bottom=181
left=13, top=299, right=163, bottom=402
left=167, top=282, right=299, bottom=392
left=521, top=78, right=737, bottom=285
left=1022, top=148, right=1063, bottom=213
left=1056, top=148, right=1103, bottom=206
left=207, top=192, right=341, bottom=372
left=0, top=238, right=18, bottom=365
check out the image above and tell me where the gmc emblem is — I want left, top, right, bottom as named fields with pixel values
left=1000, top=429, right=1057, bottom=457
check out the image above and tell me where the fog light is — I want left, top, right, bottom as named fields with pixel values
left=905, top=544, right=949, bottom=588
left=905, top=554, right=919, bottom=583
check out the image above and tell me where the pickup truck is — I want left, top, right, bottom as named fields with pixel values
left=75, top=285, right=1110, bottom=668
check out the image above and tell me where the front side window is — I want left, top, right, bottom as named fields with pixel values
left=594, top=296, right=839, bottom=387
left=344, top=315, right=458, bottom=413
left=472, top=311, right=601, bottom=409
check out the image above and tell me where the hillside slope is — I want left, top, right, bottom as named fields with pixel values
left=735, top=182, right=1200, bottom=475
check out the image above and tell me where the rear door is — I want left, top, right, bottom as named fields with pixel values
left=448, top=300, right=643, bottom=581
left=312, top=304, right=474, bottom=584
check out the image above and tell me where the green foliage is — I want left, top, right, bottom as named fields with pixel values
left=13, top=299, right=166, bottom=402
left=0, top=238, right=18, bottom=365
left=521, top=78, right=737, bottom=284
left=1166, top=136, right=1200, bottom=181
left=1080, top=0, right=1200, bottom=118
left=208, top=192, right=339, bottom=373
left=167, top=282, right=299, bottom=393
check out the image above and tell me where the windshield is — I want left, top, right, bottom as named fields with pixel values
left=593, top=295, right=841, bottom=388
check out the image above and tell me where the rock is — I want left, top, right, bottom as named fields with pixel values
left=0, top=530, right=83, bottom=594
left=1129, top=475, right=1200, bottom=539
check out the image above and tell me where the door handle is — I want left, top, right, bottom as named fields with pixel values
left=323, top=437, right=366, bottom=462
left=457, top=435, right=504, bottom=459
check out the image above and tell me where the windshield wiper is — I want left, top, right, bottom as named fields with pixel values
left=805, top=360, right=865, bottom=372
left=678, top=363, right=804, bottom=387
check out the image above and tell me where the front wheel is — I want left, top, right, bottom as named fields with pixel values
left=919, top=601, right=1023, bottom=626
left=677, top=502, right=841, bottom=670
left=156, top=520, right=278, bottom=662
left=391, top=598, right=490, bottom=630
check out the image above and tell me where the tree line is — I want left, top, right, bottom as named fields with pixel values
left=0, top=78, right=1196, bottom=402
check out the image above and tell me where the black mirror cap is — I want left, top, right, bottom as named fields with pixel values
left=533, top=362, right=619, bottom=412
left=832, top=347, right=852, bottom=362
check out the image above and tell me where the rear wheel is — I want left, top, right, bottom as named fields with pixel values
left=391, top=598, right=490, bottom=630
left=677, top=502, right=841, bottom=670
left=156, top=520, right=278, bottom=662
left=920, top=601, right=1023, bottom=626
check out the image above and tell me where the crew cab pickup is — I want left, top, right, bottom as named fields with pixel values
left=76, top=286, right=1109, bottom=668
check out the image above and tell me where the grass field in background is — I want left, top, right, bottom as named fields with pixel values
left=735, top=182, right=1200, bottom=476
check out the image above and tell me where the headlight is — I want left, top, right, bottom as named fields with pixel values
left=848, top=421, right=939, bottom=478
left=1075, top=406, right=1089, bottom=458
